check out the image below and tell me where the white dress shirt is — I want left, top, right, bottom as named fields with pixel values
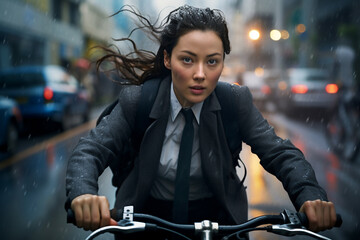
left=150, top=82, right=213, bottom=200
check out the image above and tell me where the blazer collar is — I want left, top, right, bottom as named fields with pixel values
left=202, top=86, right=222, bottom=114
left=149, top=75, right=171, bottom=119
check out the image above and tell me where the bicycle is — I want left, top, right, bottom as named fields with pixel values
left=325, top=89, right=360, bottom=162
left=67, top=205, right=342, bottom=240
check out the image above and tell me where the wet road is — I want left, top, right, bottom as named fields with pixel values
left=0, top=111, right=358, bottom=240
left=244, top=113, right=359, bottom=240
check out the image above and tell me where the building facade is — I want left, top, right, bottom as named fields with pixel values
left=0, top=0, right=85, bottom=69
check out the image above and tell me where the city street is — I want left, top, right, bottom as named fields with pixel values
left=1, top=0, right=360, bottom=239
left=0, top=108, right=358, bottom=240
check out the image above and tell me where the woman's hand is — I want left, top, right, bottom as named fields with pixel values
left=71, top=194, right=117, bottom=231
left=299, top=199, right=337, bottom=232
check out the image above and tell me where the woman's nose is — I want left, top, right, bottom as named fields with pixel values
left=194, top=63, right=205, bottom=80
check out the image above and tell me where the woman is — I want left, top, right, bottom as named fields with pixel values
left=66, top=4, right=337, bottom=238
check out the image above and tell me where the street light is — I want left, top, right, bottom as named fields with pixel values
left=249, top=29, right=260, bottom=41
left=270, top=29, right=290, bottom=41
left=281, top=30, right=289, bottom=39
left=296, top=24, right=306, bottom=34
left=270, top=29, right=281, bottom=41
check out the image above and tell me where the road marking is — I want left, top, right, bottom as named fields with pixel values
left=0, top=119, right=96, bottom=170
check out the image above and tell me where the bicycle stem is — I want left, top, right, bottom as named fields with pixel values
left=195, top=220, right=219, bottom=240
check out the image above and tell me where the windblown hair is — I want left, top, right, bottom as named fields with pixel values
left=97, top=5, right=231, bottom=85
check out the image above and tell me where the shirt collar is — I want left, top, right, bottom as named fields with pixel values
left=170, top=81, right=203, bottom=124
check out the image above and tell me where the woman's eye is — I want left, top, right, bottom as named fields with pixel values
left=208, top=59, right=217, bottom=65
left=182, top=57, right=192, bottom=64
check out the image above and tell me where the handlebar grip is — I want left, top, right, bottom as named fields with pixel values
left=297, top=212, right=342, bottom=228
left=336, top=214, right=343, bottom=227
left=66, top=208, right=121, bottom=224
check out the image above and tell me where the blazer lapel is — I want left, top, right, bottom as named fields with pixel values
left=199, top=91, right=229, bottom=205
left=135, top=77, right=171, bottom=204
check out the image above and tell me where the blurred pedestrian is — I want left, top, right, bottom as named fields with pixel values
left=335, top=39, right=355, bottom=92
left=332, top=39, right=358, bottom=159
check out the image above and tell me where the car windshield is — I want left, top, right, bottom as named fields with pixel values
left=45, top=67, right=78, bottom=88
left=0, top=72, right=45, bottom=89
left=289, top=70, right=330, bottom=83
left=306, top=73, right=329, bottom=81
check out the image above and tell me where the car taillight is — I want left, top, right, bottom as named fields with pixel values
left=291, top=84, right=308, bottom=94
left=325, top=84, right=338, bottom=94
left=44, top=87, right=54, bottom=101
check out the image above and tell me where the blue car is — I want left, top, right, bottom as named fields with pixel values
left=0, top=96, right=22, bottom=154
left=0, top=65, right=91, bottom=131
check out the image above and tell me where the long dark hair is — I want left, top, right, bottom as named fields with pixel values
left=97, top=5, right=231, bottom=85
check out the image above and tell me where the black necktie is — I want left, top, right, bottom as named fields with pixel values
left=172, top=108, right=195, bottom=223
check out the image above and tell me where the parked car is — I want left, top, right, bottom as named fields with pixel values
left=276, top=68, right=339, bottom=115
left=0, top=96, right=22, bottom=154
left=0, top=65, right=91, bottom=131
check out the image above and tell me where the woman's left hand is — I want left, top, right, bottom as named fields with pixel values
left=299, top=199, right=337, bottom=232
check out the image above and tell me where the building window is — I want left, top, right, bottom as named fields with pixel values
left=69, top=2, right=79, bottom=26
left=53, top=0, right=62, bottom=21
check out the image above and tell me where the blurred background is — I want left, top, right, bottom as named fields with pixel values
left=0, top=0, right=359, bottom=239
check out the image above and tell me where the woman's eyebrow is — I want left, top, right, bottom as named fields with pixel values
left=180, top=50, right=223, bottom=57
left=207, top=53, right=222, bottom=57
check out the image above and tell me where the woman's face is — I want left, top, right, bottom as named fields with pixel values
left=164, top=30, right=224, bottom=108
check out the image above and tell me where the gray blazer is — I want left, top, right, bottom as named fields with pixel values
left=66, top=76, right=327, bottom=224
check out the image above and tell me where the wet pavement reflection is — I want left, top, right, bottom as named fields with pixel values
left=242, top=113, right=359, bottom=239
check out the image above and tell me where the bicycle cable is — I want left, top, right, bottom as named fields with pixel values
left=155, top=226, right=192, bottom=240
left=221, top=227, right=270, bottom=240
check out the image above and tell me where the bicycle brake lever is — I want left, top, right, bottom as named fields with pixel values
left=269, top=225, right=331, bottom=240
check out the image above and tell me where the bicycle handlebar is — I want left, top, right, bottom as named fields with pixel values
left=67, top=207, right=342, bottom=240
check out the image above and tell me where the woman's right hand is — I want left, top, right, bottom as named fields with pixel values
left=71, top=194, right=117, bottom=231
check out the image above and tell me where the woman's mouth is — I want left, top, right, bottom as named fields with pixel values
left=190, top=86, right=205, bottom=95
